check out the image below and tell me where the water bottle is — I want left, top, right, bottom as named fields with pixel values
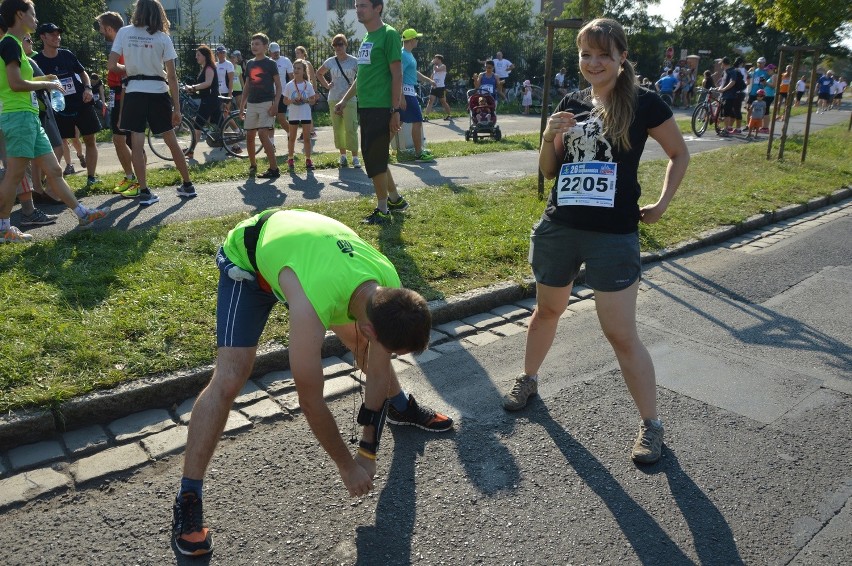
left=50, top=82, right=65, bottom=112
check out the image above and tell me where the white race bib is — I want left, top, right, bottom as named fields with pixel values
left=481, top=83, right=494, bottom=94
left=358, top=42, right=373, bottom=65
left=60, top=76, right=76, bottom=96
left=108, top=90, right=115, bottom=109
left=402, top=84, right=416, bottom=96
left=556, top=161, right=618, bottom=208
left=31, top=91, right=38, bottom=108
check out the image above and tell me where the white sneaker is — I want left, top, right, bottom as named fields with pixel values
left=352, top=156, right=361, bottom=168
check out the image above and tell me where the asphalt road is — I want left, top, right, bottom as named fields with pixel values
left=0, top=201, right=849, bottom=565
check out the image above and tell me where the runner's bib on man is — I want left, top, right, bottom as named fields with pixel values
left=556, top=161, right=617, bottom=207
left=402, top=84, right=416, bottom=96
left=358, top=43, right=373, bottom=64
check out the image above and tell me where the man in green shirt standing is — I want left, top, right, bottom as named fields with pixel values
left=172, top=208, right=453, bottom=557
left=334, top=0, right=409, bottom=225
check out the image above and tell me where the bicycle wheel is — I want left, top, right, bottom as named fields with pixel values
left=147, top=117, right=196, bottom=161
left=709, top=99, right=724, bottom=134
left=691, top=104, right=709, bottom=137
left=221, top=112, right=248, bottom=158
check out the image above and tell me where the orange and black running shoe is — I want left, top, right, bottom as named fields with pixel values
left=387, top=394, right=453, bottom=432
left=172, top=492, right=213, bottom=556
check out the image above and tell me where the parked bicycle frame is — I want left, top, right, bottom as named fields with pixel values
left=147, top=83, right=248, bottom=160
left=691, top=87, right=724, bottom=137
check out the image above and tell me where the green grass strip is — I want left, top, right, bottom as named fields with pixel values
left=2, top=124, right=850, bottom=412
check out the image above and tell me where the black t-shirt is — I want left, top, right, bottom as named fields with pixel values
left=722, top=67, right=744, bottom=99
left=245, top=57, right=279, bottom=104
left=33, top=48, right=89, bottom=114
left=543, top=87, right=672, bottom=234
left=195, top=64, right=219, bottom=98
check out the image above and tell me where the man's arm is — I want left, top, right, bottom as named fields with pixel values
left=107, top=51, right=124, bottom=75
left=80, top=70, right=94, bottom=103
left=280, top=269, right=373, bottom=497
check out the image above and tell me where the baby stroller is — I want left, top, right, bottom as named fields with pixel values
left=465, top=88, right=502, bottom=142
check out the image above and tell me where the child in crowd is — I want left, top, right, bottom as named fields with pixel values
left=473, top=96, right=492, bottom=125
left=239, top=32, right=282, bottom=179
left=521, top=79, right=532, bottom=114
left=283, top=59, right=317, bottom=171
left=746, top=89, right=767, bottom=141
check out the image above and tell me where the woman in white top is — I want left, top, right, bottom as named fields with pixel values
left=795, top=76, right=807, bottom=106
left=424, top=53, right=452, bottom=120
left=317, top=34, right=360, bottom=167
left=294, top=45, right=317, bottom=138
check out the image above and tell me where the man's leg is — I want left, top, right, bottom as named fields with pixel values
left=82, top=133, right=98, bottom=179
left=182, top=347, right=257, bottom=480
left=411, top=121, right=423, bottom=157
left=130, top=131, right=148, bottom=187
left=112, top=134, right=133, bottom=178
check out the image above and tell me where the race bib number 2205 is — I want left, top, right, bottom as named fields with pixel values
left=556, top=161, right=617, bottom=208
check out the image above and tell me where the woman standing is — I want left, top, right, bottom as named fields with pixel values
left=0, top=0, right=109, bottom=242
left=229, top=49, right=244, bottom=108
left=294, top=45, right=317, bottom=138
left=317, top=34, right=359, bottom=168
left=501, top=18, right=689, bottom=465
left=184, top=44, right=219, bottom=160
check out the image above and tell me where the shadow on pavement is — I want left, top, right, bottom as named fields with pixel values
left=651, top=262, right=852, bottom=372
left=527, top=402, right=735, bottom=565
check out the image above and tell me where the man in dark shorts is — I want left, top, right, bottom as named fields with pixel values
left=171, top=209, right=453, bottom=556
left=108, top=0, right=195, bottom=205
left=96, top=11, right=139, bottom=195
left=717, top=56, right=744, bottom=136
left=335, top=0, right=410, bottom=225
left=34, top=23, right=102, bottom=189
left=268, top=42, right=293, bottom=133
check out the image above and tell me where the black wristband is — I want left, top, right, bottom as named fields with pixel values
left=358, top=440, right=377, bottom=454
left=357, top=403, right=381, bottom=427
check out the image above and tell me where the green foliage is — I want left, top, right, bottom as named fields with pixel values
left=326, top=0, right=357, bottom=41
left=32, top=0, right=108, bottom=70
left=222, top=0, right=257, bottom=52
left=174, top=0, right=213, bottom=79
left=743, top=0, right=852, bottom=45
left=255, top=0, right=315, bottom=46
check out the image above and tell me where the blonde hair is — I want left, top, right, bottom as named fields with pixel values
left=295, top=45, right=308, bottom=59
left=577, top=18, right=636, bottom=151
left=293, top=58, right=307, bottom=74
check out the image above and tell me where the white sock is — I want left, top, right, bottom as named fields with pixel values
left=74, top=204, right=89, bottom=218
left=0, top=217, right=10, bottom=231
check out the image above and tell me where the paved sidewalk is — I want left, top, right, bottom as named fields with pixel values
left=1, top=192, right=849, bottom=512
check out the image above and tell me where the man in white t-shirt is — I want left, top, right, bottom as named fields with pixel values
left=832, top=76, right=846, bottom=110
left=214, top=45, right=234, bottom=112
left=108, top=0, right=195, bottom=206
left=268, top=42, right=294, bottom=131
left=492, top=51, right=514, bottom=101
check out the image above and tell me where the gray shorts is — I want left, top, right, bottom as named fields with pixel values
left=528, top=219, right=641, bottom=292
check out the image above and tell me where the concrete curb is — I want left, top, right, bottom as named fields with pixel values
left=0, top=186, right=849, bottom=452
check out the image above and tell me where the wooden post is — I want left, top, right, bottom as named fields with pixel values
left=802, top=48, right=820, bottom=163
left=538, top=19, right=585, bottom=198
left=766, top=50, right=785, bottom=160
left=777, top=49, right=802, bottom=161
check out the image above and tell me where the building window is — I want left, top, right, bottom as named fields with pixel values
left=165, top=8, right=179, bottom=26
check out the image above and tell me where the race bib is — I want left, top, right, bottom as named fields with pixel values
left=60, top=76, right=76, bottom=96
left=358, top=42, right=373, bottom=65
left=108, top=90, right=115, bottom=109
left=31, top=91, right=38, bottom=108
left=481, top=84, right=494, bottom=94
left=402, top=84, right=416, bottom=96
left=556, top=161, right=617, bottom=208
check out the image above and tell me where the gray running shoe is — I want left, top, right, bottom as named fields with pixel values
left=20, top=208, right=59, bottom=227
left=631, top=419, right=664, bottom=464
left=502, top=373, right=538, bottom=411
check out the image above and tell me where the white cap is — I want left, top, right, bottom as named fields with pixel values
left=757, top=56, right=766, bottom=64
left=269, top=42, right=280, bottom=53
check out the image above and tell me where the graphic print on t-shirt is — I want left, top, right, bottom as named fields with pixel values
left=562, top=116, right=613, bottom=163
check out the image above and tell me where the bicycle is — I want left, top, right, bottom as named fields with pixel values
left=147, top=84, right=248, bottom=161
left=690, top=87, right=723, bottom=137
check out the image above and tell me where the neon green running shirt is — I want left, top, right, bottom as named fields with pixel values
left=0, top=34, right=38, bottom=114
left=222, top=209, right=401, bottom=328
left=355, top=24, right=401, bottom=108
